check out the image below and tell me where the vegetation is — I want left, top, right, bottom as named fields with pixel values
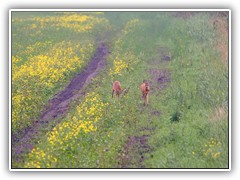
left=11, top=11, right=229, bottom=169
left=12, top=12, right=109, bottom=133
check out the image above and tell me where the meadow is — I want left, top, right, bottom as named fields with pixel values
left=11, top=11, right=229, bottom=169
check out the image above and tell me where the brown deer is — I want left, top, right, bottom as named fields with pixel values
left=112, top=81, right=128, bottom=100
left=140, top=80, right=150, bottom=106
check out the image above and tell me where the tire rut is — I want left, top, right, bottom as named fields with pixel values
left=12, top=42, right=109, bottom=163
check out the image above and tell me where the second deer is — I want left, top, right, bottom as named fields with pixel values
left=140, top=80, right=150, bottom=106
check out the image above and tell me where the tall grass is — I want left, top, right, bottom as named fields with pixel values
left=140, top=12, right=229, bottom=168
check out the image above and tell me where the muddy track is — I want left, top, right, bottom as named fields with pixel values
left=12, top=42, right=109, bottom=161
left=118, top=48, right=171, bottom=168
left=118, top=135, right=152, bottom=168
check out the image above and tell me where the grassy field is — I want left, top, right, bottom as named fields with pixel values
left=11, top=11, right=229, bottom=169
left=11, top=12, right=110, bottom=134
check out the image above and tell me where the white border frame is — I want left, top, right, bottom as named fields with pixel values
left=9, top=9, right=231, bottom=171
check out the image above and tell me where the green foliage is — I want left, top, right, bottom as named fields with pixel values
left=12, top=12, right=229, bottom=169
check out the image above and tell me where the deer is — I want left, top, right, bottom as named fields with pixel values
left=140, top=80, right=150, bottom=106
left=112, top=81, right=129, bottom=100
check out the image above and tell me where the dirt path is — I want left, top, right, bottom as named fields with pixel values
left=12, top=42, right=109, bottom=162
left=118, top=48, right=171, bottom=168
left=118, top=135, right=152, bottom=168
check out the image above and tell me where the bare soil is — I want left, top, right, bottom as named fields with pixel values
left=12, top=42, right=109, bottom=163
left=118, top=135, right=151, bottom=168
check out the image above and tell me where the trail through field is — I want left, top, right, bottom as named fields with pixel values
left=12, top=42, right=109, bottom=162
left=118, top=48, right=171, bottom=168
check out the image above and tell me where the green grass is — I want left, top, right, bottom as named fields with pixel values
left=138, top=12, right=229, bottom=168
left=12, top=11, right=229, bottom=169
left=11, top=12, right=110, bottom=134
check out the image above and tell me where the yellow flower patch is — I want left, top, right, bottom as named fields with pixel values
left=202, top=137, right=222, bottom=159
left=24, top=92, right=108, bottom=168
left=23, top=13, right=110, bottom=33
left=12, top=41, right=94, bottom=132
